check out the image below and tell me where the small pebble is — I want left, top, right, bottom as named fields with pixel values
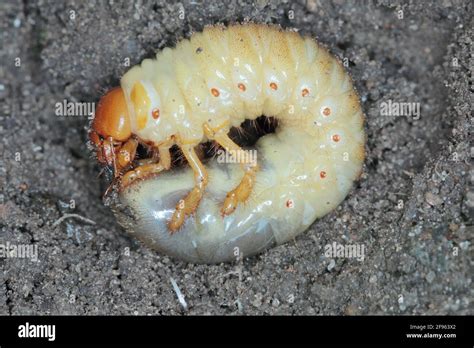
left=252, top=293, right=263, bottom=307
left=465, top=191, right=474, bottom=207
left=271, top=298, right=280, bottom=308
left=425, top=192, right=443, bottom=206
left=327, top=259, right=336, bottom=271
left=306, top=0, right=318, bottom=12
left=426, top=271, right=435, bottom=283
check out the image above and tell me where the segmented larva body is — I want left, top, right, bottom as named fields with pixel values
left=95, top=23, right=365, bottom=263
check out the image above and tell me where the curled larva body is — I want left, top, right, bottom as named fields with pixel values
left=90, top=23, right=365, bottom=264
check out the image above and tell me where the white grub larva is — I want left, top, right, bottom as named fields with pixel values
left=89, top=23, right=365, bottom=263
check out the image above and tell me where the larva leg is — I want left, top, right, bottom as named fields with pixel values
left=203, top=124, right=259, bottom=216
left=168, top=145, right=208, bottom=233
left=121, top=144, right=171, bottom=188
left=116, top=138, right=139, bottom=174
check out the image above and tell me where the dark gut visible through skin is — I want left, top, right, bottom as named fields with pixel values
left=135, top=116, right=279, bottom=168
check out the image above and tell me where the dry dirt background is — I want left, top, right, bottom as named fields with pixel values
left=0, top=0, right=472, bottom=315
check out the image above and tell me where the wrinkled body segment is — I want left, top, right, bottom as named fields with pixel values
left=91, top=24, right=365, bottom=263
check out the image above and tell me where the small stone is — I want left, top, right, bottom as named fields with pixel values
left=342, top=213, right=350, bottom=222
left=66, top=223, right=74, bottom=238
left=442, top=0, right=452, bottom=7
left=271, top=298, right=280, bottom=307
left=465, top=191, right=474, bottom=208
left=344, top=304, right=358, bottom=315
left=57, top=200, right=72, bottom=213
left=306, top=0, right=318, bottom=12
left=0, top=84, right=6, bottom=99
left=449, top=223, right=459, bottom=232
left=425, top=192, right=443, bottom=206
left=459, top=241, right=470, bottom=250
left=252, top=293, right=264, bottom=307
left=369, top=275, right=377, bottom=283
left=426, top=271, right=435, bottom=283
left=327, top=259, right=336, bottom=271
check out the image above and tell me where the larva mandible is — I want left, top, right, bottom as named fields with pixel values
left=89, top=23, right=365, bottom=264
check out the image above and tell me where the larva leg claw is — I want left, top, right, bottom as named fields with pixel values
left=116, top=138, right=139, bottom=173
left=221, top=168, right=256, bottom=216
left=168, top=145, right=208, bottom=233
left=121, top=145, right=171, bottom=189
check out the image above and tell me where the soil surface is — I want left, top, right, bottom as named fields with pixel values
left=0, top=0, right=472, bottom=314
